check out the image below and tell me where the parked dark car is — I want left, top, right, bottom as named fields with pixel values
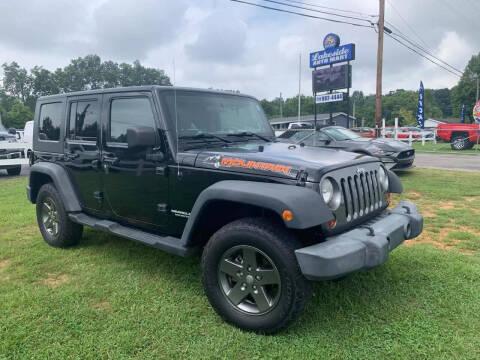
left=278, top=126, right=415, bottom=171
left=27, top=86, right=422, bottom=333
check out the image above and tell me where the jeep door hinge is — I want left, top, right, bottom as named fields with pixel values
left=157, top=203, right=170, bottom=213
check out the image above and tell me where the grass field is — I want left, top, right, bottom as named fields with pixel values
left=1, top=169, right=480, bottom=359
left=413, top=141, right=480, bottom=155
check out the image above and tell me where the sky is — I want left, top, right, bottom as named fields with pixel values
left=0, top=0, right=478, bottom=100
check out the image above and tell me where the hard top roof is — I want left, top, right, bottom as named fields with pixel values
left=37, top=85, right=256, bottom=101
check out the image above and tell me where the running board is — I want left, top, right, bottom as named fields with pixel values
left=68, top=212, right=196, bottom=257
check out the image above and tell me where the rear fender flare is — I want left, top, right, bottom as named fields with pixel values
left=181, top=180, right=333, bottom=245
left=28, top=162, right=82, bottom=212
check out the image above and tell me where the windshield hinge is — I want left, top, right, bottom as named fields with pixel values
left=296, top=170, right=308, bottom=186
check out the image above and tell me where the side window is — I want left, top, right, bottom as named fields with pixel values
left=67, top=100, right=99, bottom=141
left=38, top=102, right=62, bottom=141
left=110, top=97, right=155, bottom=143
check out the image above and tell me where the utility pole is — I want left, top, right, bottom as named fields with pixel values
left=298, top=54, right=301, bottom=122
left=375, top=0, right=385, bottom=137
left=279, top=92, right=283, bottom=119
left=476, top=74, right=479, bottom=101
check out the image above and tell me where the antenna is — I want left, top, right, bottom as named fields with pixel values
left=173, top=59, right=180, bottom=177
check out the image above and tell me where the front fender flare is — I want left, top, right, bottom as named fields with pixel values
left=387, top=169, right=403, bottom=193
left=181, top=180, right=333, bottom=245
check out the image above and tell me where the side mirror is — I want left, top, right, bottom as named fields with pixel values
left=324, top=139, right=331, bottom=145
left=126, top=126, right=156, bottom=148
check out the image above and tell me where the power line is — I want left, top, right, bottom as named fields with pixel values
left=280, top=0, right=375, bottom=18
left=261, top=0, right=374, bottom=24
left=231, top=0, right=464, bottom=78
left=230, top=0, right=375, bottom=28
left=385, top=0, right=431, bottom=51
left=385, top=33, right=462, bottom=78
left=390, top=30, right=463, bottom=75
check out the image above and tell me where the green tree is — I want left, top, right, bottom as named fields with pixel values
left=1, top=62, right=32, bottom=102
left=4, top=99, right=33, bottom=128
left=451, top=52, right=480, bottom=122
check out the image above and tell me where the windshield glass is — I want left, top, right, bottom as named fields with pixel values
left=322, top=127, right=361, bottom=141
left=159, top=90, right=274, bottom=139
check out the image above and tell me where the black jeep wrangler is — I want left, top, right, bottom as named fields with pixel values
left=27, top=86, right=423, bottom=333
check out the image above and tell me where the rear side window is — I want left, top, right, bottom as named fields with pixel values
left=38, top=102, right=62, bottom=141
left=67, top=100, right=99, bottom=141
left=110, top=97, right=155, bottom=143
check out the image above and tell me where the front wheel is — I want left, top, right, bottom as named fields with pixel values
left=202, top=218, right=311, bottom=334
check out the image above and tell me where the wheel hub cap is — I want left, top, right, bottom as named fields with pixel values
left=41, top=197, right=59, bottom=236
left=218, top=245, right=281, bottom=315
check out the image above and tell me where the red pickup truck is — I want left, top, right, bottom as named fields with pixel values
left=437, top=123, right=480, bottom=150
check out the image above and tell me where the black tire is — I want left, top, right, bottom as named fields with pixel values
left=36, top=183, right=83, bottom=248
left=202, top=218, right=312, bottom=334
left=6, top=166, right=21, bottom=176
left=450, top=134, right=470, bottom=150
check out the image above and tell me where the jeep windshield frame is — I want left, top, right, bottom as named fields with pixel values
left=157, top=89, right=275, bottom=150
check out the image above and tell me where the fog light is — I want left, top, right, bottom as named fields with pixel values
left=282, top=210, right=293, bottom=221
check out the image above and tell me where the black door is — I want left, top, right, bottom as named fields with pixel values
left=64, top=95, right=103, bottom=213
left=101, top=92, right=169, bottom=231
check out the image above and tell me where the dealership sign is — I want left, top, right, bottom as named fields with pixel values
left=474, top=99, right=480, bottom=123
left=310, top=44, right=355, bottom=67
left=315, top=92, right=344, bottom=104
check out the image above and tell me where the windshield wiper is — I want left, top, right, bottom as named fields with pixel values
left=227, top=131, right=271, bottom=142
left=179, top=133, right=232, bottom=143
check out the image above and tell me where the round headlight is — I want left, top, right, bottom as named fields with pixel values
left=378, top=166, right=389, bottom=191
left=320, top=178, right=334, bottom=204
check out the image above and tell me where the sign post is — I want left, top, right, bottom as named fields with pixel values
left=310, top=34, right=355, bottom=131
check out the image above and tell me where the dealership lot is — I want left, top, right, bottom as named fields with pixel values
left=1, top=168, right=479, bottom=359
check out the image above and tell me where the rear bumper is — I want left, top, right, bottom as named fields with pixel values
left=295, top=201, right=423, bottom=281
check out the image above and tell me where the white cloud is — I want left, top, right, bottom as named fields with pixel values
left=0, top=0, right=477, bottom=100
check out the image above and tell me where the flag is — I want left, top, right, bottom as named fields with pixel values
left=461, top=104, right=466, bottom=123
left=416, top=81, right=424, bottom=129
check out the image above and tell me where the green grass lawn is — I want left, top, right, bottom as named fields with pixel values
left=1, top=169, right=480, bottom=359
left=413, top=141, right=480, bottom=155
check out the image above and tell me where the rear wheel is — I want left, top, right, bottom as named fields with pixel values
left=6, top=166, right=21, bottom=176
left=36, top=183, right=83, bottom=247
left=202, top=218, right=311, bottom=334
left=451, top=134, right=470, bottom=150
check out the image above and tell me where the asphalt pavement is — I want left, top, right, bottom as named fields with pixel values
left=414, top=153, right=480, bottom=172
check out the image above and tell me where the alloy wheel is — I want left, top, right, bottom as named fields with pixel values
left=217, top=245, right=281, bottom=315
left=41, top=197, right=59, bottom=236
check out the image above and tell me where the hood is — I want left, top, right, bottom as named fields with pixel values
left=339, top=137, right=412, bottom=152
left=189, top=141, right=379, bottom=182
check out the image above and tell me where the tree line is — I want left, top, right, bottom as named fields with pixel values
left=0, top=55, right=171, bottom=129
left=261, top=52, right=480, bottom=126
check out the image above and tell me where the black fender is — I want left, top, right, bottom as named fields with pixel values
left=27, top=162, right=82, bottom=212
left=181, top=180, right=333, bottom=245
left=387, top=169, right=403, bottom=193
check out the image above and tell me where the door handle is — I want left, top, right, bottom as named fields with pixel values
left=65, top=151, right=79, bottom=160
left=103, top=156, right=119, bottom=165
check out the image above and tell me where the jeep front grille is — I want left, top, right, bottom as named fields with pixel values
left=340, top=170, right=383, bottom=222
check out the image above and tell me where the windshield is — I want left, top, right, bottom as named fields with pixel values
left=322, top=127, right=361, bottom=141
left=159, top=90, right=274, bottom=139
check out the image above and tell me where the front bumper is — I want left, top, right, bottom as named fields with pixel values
left=295, top=201, right=423, bottom=281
